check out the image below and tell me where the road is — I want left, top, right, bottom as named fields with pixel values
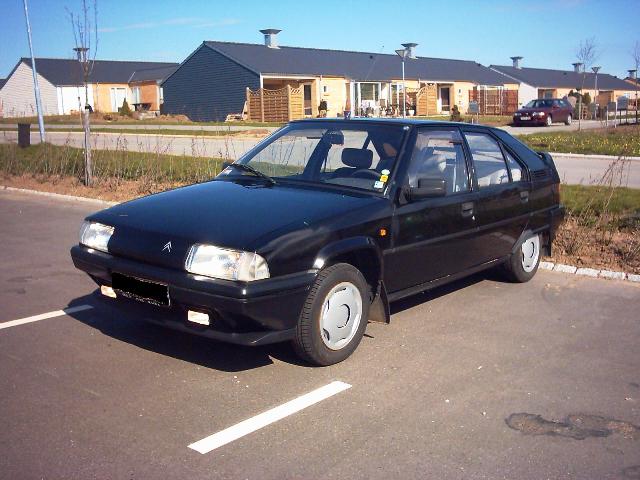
left=1, top=189, right=639, bottom=479
left=2, top=128, right=639, bottom=187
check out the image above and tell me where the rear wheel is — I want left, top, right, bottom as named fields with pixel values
left=545, top=115, right=553, bottom=126
left=293, top=263, right=370, bottom=366
left=503, top=233, right=541, bottom=283
left=565, top=114, right=572, bottom=126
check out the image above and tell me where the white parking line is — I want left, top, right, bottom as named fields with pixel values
left=0, top=305, right=94, bottom=330
left=188, top=380, right=352, bottom=454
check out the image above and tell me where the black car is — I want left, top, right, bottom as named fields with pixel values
left=71, top=119, right=564, bottom=366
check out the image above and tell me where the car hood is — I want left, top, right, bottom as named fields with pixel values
left=89, top=180, right=380, bottom=270
left=516, top=107, right=549, bottom=114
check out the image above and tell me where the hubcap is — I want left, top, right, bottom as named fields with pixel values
left=320, top=282, right=363, bottom=350
left=521, top=235, right=540, bottom=272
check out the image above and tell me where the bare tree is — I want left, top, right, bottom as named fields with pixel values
left=575, top=37, right=597, bottom=131
left=631, top=40, right=639, bottom=125
left=67, top=0, right=98, bottom=186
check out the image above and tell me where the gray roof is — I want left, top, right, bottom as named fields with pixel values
left=0, top=78, right=5, bottom=89
left=129, top=65, right=179, bottom=83
left=490, top=65, right=639, bottom=91
left=203, top=41, right=509, bottom=85
left=20, top=58, right=178, bottom=86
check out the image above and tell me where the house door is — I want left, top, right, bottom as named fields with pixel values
left=303, top=84, right=312, bottom=116
left=110, top=88, right=127, bottom=112
left=439, top=86, right=451, bottom=112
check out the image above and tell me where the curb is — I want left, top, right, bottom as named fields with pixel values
left=549, top=152, right=640, bottom=162
left=539, top=261, right=639, bottom=284
left=1, top=186, right=117, bottom=206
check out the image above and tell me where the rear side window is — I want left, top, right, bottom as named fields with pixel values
left=464, top=132, right=509, bottom=188
left=504, top=150, right=523, bottom=182
left=492, top=129, right=547, bottom=171
left=407, top=129, right=469, bottom=195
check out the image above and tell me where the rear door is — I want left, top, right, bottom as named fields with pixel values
left=384, top=127, right=479, bottom=293
left=461, top=128, right=531, bottom=263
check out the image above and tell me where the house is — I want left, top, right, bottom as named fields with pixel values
left=0, top=57, right=178, bottom=118
left=491, top=57, right=639, bottom=107
left=162, top=29, right=516, bottom=122
left=129, top=65, right=178, bottom=113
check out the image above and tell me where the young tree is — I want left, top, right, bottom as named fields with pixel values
left=575, top=37, right=597, bottom=131
left=631, top=40, right=639, bottom=125
left=67, top=0, right=98, bottom=186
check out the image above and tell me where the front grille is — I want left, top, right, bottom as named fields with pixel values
left=112, top=272, right=170, bottom=307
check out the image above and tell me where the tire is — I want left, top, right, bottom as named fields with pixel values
left=293, top=263, right=370, bottom=366
left=565, top=114, right=572, bottom=126
left=503, top=233, right=541, bottom=283
left=545, top=115, right=553, bottom=127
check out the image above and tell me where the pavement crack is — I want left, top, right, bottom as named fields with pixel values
left=506, top=412, right=640, bottom=440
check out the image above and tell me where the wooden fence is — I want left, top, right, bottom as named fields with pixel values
left=246, top=86, right=304, bottom=122
left=415, top=84, right=438, bottom=116
left=469, top=89, right=518, bottom=115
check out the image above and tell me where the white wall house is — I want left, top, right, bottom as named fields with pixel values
left=0, top=61, right=58, bottom=117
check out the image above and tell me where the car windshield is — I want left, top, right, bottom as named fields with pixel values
left=218, top=122, right=407, bottom=192
left=524, top=100, right=553, bottom=108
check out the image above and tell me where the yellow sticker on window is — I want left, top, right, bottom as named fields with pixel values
left=380, top=174, right=389, bottom=183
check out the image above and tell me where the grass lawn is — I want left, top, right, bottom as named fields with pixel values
left=518, top=125, right=640, bottom=156
left=561, top=184, right=640, bottom=218
left=0, top=126, right=271, bottom=137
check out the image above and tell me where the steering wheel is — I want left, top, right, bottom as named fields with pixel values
left=351, top=169, right=380, bottom=179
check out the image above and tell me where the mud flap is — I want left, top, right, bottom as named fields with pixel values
left=369, top=282, right=390, bottom=324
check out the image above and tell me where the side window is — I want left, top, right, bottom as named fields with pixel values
left=504, top=149, right=523, bottom=182
left=407, top=129, right=469, bottom=195
left=465, top=132, right=509, bottom=188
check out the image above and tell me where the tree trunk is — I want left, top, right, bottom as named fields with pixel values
left=82, top=91, right=93, bottom=186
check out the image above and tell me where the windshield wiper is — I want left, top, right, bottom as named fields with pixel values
left=225, top=163, right=276, bottom=185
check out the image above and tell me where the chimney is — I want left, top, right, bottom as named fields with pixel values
left=628, top=69, right=638, bottom=79
left=401, top=43, right=418, bottom=59
left=260, top=29, right=281, bottom=49
left=572, top=62, right=583, bottom=73
left=510, top=56, right=523, bottom=69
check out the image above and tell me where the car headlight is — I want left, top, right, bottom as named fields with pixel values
left=513, top=112, right=521, bottom=116
left=532, top=111, right=545, bottom=117
left=79, top=221, right=114, bottom=252
left=185, top=244, right=270, bottom=281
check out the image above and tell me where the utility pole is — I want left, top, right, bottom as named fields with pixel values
left=22, top=0, right=46, bottom=142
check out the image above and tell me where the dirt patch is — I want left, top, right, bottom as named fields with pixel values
left=506, top=413, right=640, bottom=440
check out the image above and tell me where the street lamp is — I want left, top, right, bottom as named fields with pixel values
left=395, top=49, right=408, bottom=118
left=592, top=66, right=600, bottom=119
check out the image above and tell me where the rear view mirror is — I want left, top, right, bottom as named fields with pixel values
left=409, top=177, right=446, bottom=201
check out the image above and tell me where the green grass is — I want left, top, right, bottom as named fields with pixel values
left=0, top=126, right=270, bottom=137
left=0, top=143, right=225, bottom=184
left=561, top=184, right=640, bottom=217
left=518, top=126, right=640, bottom=156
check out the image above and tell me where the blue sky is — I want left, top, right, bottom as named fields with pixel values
left=1, top=0, right=638, bottom=79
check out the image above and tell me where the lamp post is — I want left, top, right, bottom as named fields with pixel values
left=592, top=66, right=600, bottom=119
left=395, top=48, right=409, bottom=118
left=22, top=0, right=45, bottom=142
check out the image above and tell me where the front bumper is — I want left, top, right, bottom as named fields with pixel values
left=70, top=245, right=315, bottom=346
left=513, top=115, right=546, bottom=126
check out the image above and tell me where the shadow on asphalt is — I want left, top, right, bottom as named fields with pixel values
left=65, top=268, right=507, bottom=371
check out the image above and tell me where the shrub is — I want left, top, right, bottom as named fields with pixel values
left=119, top=99, right=132, bottom=117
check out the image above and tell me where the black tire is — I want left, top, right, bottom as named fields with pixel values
left=545, top=115, right=553, bottom=127
left=503, top=233, right=541, bottom=283
left=293, top=263, right=370, bottom=366
left=565, top=114, right=572, bottom=126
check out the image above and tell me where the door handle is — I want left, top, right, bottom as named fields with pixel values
left=461, top=201, right=474, bottom=218
left=520, top=191, right=529, bottom=203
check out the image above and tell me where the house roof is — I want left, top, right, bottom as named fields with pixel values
left=129, top=65, right=179, bottom=83
left=20, top=58, right=178, bottom=86
left=490, top=65, right=639, bottom=91
left=0, top=78, right=6, bottom=89
left=202, top=41, right=509, bottom=85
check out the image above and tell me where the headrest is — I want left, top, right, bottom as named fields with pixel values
left=342, top=148, right=373, bottom=169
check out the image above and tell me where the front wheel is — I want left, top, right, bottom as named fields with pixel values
left=545, top=115, right=553, bottom=127
left=293, top=263, right=370, bottom=366
left=503, top=233, right=541, bottom=283
left=565, top=114, right=572, bottom=126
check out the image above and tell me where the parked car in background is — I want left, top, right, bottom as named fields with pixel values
left=71, top=119, right=565, bottom=366
left=513, top=99, right=573, bottom=126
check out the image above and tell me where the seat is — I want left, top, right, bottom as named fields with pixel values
left=332, top=148, right=373, bottom=177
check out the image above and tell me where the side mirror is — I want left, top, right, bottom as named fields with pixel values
left=408, top=177, right=446, bottom=201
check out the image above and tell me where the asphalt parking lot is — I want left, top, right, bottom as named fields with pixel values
left=1, top=189, right=639, bottom=479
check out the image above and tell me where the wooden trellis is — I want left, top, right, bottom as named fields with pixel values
left=469, top=88, right=518, bottom=115
left=415, top=84, right=438, bottom=116
left=246, top=86, right=304, bottom=122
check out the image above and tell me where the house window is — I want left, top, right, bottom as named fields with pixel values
left=322, top=85, right=329, bottom=94
left=360, top=83, right=379, bottom=101
left=132, top=86, right=141, bottom=104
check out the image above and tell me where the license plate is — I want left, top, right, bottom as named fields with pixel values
left=112, top=272, right=170, bottom=307
left=520, top=116, right=531, bottom=120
